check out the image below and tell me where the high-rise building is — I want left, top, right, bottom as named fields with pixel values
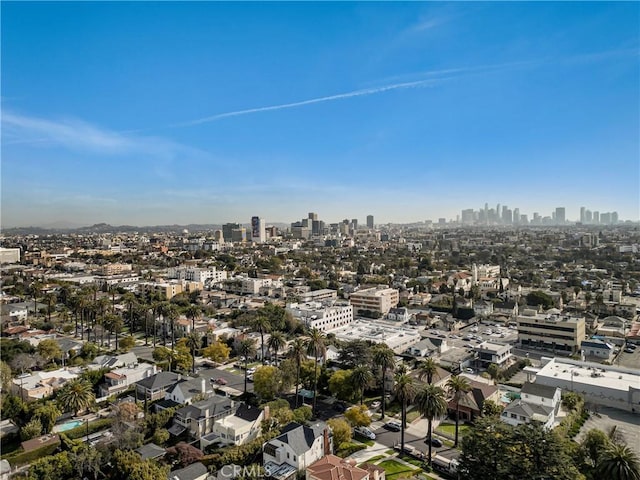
left=513, top=208, right=520, bottom=224
left=351, top=219, right=358, bottom=229
left=366, top=215, right=374, bottom=229
left=222, top=223, right=240, bottom=242
left=585, top=210, right=593, bottom=223
left=593, top=211, right=600, bottom=224
left=600, top=212, right=611, bottom=225
left=555, top=207, right=566, bottom=224
left=611, top=212, right=619, bottom=224
left=251, top=216, right=266, bottom=243
left=308, top=212, right=318, bottom=221
left=580, top=207, right=586, bottom=223
left=461, top=209, right=474, bottom=225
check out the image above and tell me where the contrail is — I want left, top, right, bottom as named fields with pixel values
left=174, top=78, right=439, bottom=127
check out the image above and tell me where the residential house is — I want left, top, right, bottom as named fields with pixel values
left=263, top=422, right=333, bottom=480
left=99, top=363, right=157, bottom=398
left=135, top=443, right=166, bottom=461
left=406, top=337, right=446, bottom=357
left=89, top=352, right=139, bottom=371
left=12, top=368, right=79, bottom=401
left=387, top=307, right=410, bottom=322
left=447, top=379, right=499, bottom=422
left=171, top=395, right=236, bottom=445
left=166, top=377, right=212, bottom=405
left=580, top=338, right=616, bottom=362
left=473, top=301, right=494, bottom=318
left=210, top=403, right=265, bottom=447
left=501, top=382, right=561, bottom=430
left=168, top=462, right=209, bottom=480
left=493, top=301, right=519, bottom=318
left=135, top=372, right=181, bottom=401
left=306, top=455, right=385, bottom=480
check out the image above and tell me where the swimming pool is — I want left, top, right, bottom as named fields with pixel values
left=54, top=419, right=83, bottom=432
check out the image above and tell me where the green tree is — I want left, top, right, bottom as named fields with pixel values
left=203, top=340, right=231, bottom=364
left=372, top=344, right=395, bottom=419
left=595, top=443, right=640, bottom=480
left=415, top=384, right=448, bottom=466
left=481, top=399, right=504, bottom=417
left=20, top=417, right=43, bottom=440
left=253, top=315, right=271, bottom=364
left=393, top=367, right=416, bottom=454
left=32, top=401, right=62, bottom=434
left=253, top=365, right=282, bottom=400
left=418, top=357, right=440, bottom=385
left=267, top=331, right=286, bottom=367
left=289, top=338, right=306, bottom=408
left=305, top=328, right=326, bottom=416
left=27, top=451, right=74, bottom=480
left=152, top=428, right=170, bottom=445
left=185, top=331, right=202, bottom=373
left=345, top=404, right=371, bottom=427
left=0, top=360, right=12, bottom=392
left=238, top=338, right=257, bottom=394
left=292, top=406, right=313, bottom=424
left=56, top=379, right=95, bottom=415
left=71, top=444, right=105, bottom=480
left=327, top=418, right=352, bottom=447
left=37, top=339, right=63, bottom=364
left=110, top=449, right=170, bottom=480
left=580, top=428, right=611, bottom=476
left=447, top=374, right=471, bottom=447
left=328, top=369, right=354, bottom=402
left=351, top=365, right=373, bottom=405
left=526, top=290, right=555, bottom=309
left=486, top=363, right=500, bottom=381
left=120, top=335, right=136, bottom=352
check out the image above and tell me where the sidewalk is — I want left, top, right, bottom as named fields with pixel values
left=347, top=441, right=391, bottom=463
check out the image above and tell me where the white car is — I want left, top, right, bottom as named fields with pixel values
left=371, top=401, right=381, bottom=409
left=354, top=426, right=376, bottom=440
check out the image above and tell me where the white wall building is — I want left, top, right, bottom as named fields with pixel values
left=0, top=248, right=21, bottom=264
left=167, top=266, right=228, bottom=284
left=349, top=286, right=399, bottom=315
left=286, top=302, right=353, bottom=332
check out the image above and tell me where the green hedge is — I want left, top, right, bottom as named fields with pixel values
left=64, top=418, right=113, bottom=440
left=3, top=443, right=60, bottom=466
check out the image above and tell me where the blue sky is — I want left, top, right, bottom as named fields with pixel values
left=2, top=2, right=638, bottom=227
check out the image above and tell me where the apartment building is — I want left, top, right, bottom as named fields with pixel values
left=167, top=266, right=228, bottom=284
left=517, top=309, right=586, bottom=354
left=98, top=263, right=132, bottom=275
left=138, top=280, right=200, bottom=299
left=349, top=286, right=399, bottom=315
left=286, top=302, right=353, bottom=332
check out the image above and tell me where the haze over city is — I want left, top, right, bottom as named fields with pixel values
left=1, top=2, right=639, bottom=227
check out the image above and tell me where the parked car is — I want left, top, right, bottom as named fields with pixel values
left=384, top=421, right=402, bottom=432
left=425, top=437, right=443, bottom=447
left=214, top=377, right=228, bottom=385
left=333, top=401, right=347, bottom=412
left=354, top=426, right=376, bottom=440
left=371, top=401, right=381, bottom=409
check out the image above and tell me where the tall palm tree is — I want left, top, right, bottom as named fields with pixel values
left=122, top=293, right=137, bottom=333
left=267, top=332, right=286, bottom=367
left=595, top=443, right=640, bottom=480
left=352, top=366, right=374, bottom=405
left=415, top=384, right=448, bottom=466
left=68, top=294, right=81, bottom=338
left=44, top=292, right=57, bottom=324
left=394, top=369, right=416, bottom=455
left=238, top=339, right=257, bottom=394
left=185, top=305, right=201, bottom=333
left=289, top=338, right=306, bottom=408
left=446, top=375, right=471, bottom=447
left=418, top=357, right=440, bottom=385
left=373, top=345, right=395, bottom=419
left=253, top=315, right=271, bottom=365
left=305, top=328, right=326, bottom=416
left=56, top=379, right=95, bottom=416
left=186, top=331, right=202, bottom=374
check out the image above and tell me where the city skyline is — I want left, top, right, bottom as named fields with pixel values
left=2, top=2, right=639, bottom=227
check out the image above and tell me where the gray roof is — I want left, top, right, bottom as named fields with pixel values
left=135, top=442, right=166, bottom=460
left=504, top=399, right=554, bottom=419
left=268, top=422, right=326, bottom=456
left=234, top=403, right=262, bottom=422
left=169, top=462, right=208, bottom=480
left=167, top=377, right=208, bottom=398
left=521, top=382, right=558, bottom=399
left=136, top=371, right=180, bottom=390
left=176, top=395, right=234, bottom=420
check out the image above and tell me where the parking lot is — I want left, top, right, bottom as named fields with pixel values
left=576, top=407, right=640, bottom=456
left=615, top=343, right=640, bottom=368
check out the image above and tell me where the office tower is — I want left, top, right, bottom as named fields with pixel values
left=461, top=209, right=474, bottom=225
left=555, top=207, right=566, bottom=224
left=222, top=223, right=240, bottom=242
left=213, top=230, right=223, bottom=242
left=611, top=212, right=619, bottom=224
left=520, top=214, right=528, bottom=224
left=312, top=220, right=324, bottom=236
left=438, top=218, right=446, bottom=225
left=533, top=212, right=541, bottom=224
left=580, top=207, right=586, bottom=223
left=593, top=211, right=600, bottom=224
left=231, top=227, right=246, bottom=243
left=251, top=216, right=266, bottom=243
left=308, top=212, right=318, bottom=221
left=502, top=206, right=508, bottom=224
left=513, top=208, right=520, bottom=224
left=351, top=219, right=358, bottom=229
left=301, top=218, right=310, bottom=228
left=585, top=210, right=593, bottom=223
left=366, top=215, right=374, bottom=229
left=600, top=212, right=611, bottom=225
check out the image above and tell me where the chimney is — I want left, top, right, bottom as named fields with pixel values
left=323, top=427, right=331, bottom=455
left=201, top=377, right=206, bottom=393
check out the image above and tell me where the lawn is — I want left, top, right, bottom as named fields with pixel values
left=385, top=449, right=396, bottom=455
left=359, top=454, right=386, bottom=466
left=378, top=459, right=421, bottom=480
left=353, top=434, right=375, bottom=446
left=435, top=423, right=470, bottom=437
left=406, top=410, right=421, bottom=423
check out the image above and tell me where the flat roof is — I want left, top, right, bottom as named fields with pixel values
left=536, top=358, right=640, bottom=393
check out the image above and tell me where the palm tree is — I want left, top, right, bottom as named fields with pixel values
left=289, top=338, right=306, bottom=408
left=186, top=331, right=202, bottom=374
left=267, top=332, right=286, bottom=367
left=595, top=443, right=640, bottom=480
left=446, top=375, right=471, bottom=447
left=305, top=328, right=326, bottom=416
left=372, top=345, right=395, bottom=419
left=415, top=384, right=448, bottom=466
left=253, top=315, right=271, bottom=365
left=185, top=305, right=201, bottom=333
left=122, top=293, right=137, bottom=333
left=56, top=379, right=95, bottom=416
left=43, top=292, right=57, bottom=324
left=238, top=338, right=257, bottom=394
left=352, top=366, right=374, bottom=405
left=418, top=357, right=440, bottom=385
left=393, top=369, right=416, bottom=455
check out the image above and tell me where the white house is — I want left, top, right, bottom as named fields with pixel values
left=501, top=382, right=561, bottom=430
left=286, top=302, right=353, bottom=333
left=473, top=342, right=512, bottom=368
left=263, top=422, right=333, bottom=480
left=165, top=377, right=212, bottom=405
left=210, top=403, right=265, bottom=446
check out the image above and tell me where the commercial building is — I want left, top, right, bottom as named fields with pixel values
left=349, top=286, right=399, bottom=315
left=531, top=357, right=640, bottom=412
left=517, top=309, right=586, bottom=354
left=251, top=216, right=266, bottom=244
left=98, top=263, right=132, bottom=275
left=331, top=319, right=421, bottom=353
left=366, top=215, right=374, bottom=229
left=286, top=302, right=353, bottom=332
left=0, top=248, right=21, bottom=264
left=473, top=342, right=512, bottom=368
left=167, top=266, right=227, bottom=284
left=222, top=223, right=240, bottom=243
